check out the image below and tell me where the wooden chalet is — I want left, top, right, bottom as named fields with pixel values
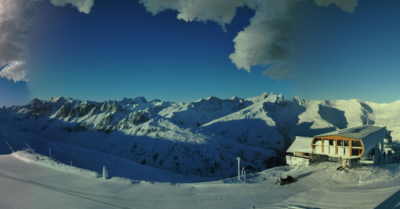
left=287, top=125, right=392, bottom=169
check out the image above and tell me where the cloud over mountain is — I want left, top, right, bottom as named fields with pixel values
left=0, top=0, right=95, bottom=83
left=140, top=0, right=358, bottom=80
left=0, top=0, right=33, bottom=82
left=0, top=61, right=29, bottom=83
left=43, top=0, right=95, bottom=14
left=0, top=0, right=359, bottom=83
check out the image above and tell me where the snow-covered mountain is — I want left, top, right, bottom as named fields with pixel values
left=1, top=92, right=399, bottom=178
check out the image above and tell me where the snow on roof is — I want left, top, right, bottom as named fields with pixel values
left=315, top=125, right=387, bottom=157
left=315, top=125, right=385, bottom=140
left=287, top=136, right=313, bottom=153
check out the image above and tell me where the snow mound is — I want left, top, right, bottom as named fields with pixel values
left=12, top=151, right=101, bottom=178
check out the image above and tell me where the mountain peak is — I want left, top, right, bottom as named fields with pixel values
left=231, top=96, right=240, bottom=100
left=206, top=96, right=219, bottom=100
left=132, top=97, right=148, bottom=104
left=245, top=92, right=271, bottom=104
left=30, top=98, right=41, bottom=105
left=150, top=99, right=162, bottom=103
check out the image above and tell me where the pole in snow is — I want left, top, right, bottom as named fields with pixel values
left=380, top=141, right=384, bottom=165
left=241, top=167, right=245, bottom=177
left=374, top=144, right=379, bottom=165
left=25, top=143, right=38, bottom=161
left=244, top=171, right=246, bottom=184
left=236, top=157, right=241, bottom=180
left=5, top=141, right=14, bottom=153
left=386, top=152, right=389, bottom=165
left=273, top=156, right=275, bottom=167
left=103, top=166, right=108, bottom=179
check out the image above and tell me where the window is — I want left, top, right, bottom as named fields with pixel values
left=329, top=140, right=335, bottom=146
left=352, top=149, right=361, bottom=156
left=352, top=140, right=362, bottom=147
left=344, top=140, right=350, bottom=147
left=337, top=140, right=343, bottom=146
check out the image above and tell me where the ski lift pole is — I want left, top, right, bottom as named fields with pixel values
left=236, top=157, right=241, bottom=180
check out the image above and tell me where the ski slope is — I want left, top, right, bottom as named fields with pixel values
left=2, top=148, right=400, bottom=208
left=0, top=123, right=400, bottom=208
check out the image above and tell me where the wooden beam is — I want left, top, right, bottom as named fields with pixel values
left=350, top=139, right=352, bottom=157
left=335, top=139, right=337, bottom=155
left=322, top=139, right=324, bottom=153
left=311, top=136, right=366, bottom=159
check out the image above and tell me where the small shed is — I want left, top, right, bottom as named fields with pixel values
left=286, top=136, right=313, bottom=168
left=287, top=136, right=313, bottom=158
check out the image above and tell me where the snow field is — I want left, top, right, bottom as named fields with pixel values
left=4, top=149, right=400, bottom=208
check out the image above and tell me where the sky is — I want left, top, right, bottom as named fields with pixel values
left=0, top=0, right=400, bottom=107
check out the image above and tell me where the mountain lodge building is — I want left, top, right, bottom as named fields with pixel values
left=286, top=125, right=394, bottom=169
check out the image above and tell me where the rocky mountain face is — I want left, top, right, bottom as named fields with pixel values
left=1, top=93, right=399, bottom=178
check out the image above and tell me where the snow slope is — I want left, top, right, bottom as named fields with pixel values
left=2, top=149, right=400, bottom=208
left=0, top=93, right=399, bottom=179
left=0, top=124, right=213, bottom=183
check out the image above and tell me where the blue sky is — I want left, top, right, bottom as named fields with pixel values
left=1, top=0, right=400, bottom=107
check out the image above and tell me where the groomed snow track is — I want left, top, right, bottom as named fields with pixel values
left=0, top=172, right=131, bottom=209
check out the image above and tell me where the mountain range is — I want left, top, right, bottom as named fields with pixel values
left=1, top=92, right=399, bottom=178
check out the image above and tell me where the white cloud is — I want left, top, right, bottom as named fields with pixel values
left=0, top=0, right=33, bottom=83
left=314, top=0, right=358, bottom=13
left=47, top=0, right=95, bottom=14
left=229, top=0, right=296, bottom=74
left=139, top=0, right=246, bottom=31
left=141, top=0, right=359, bottom=80
left=0, top=0, right=359, bottom=83
left=262, top=62, right=293, bottom=81
left=0, top=0, right=95, bottom=83
left=0, top=61, right=29, bottom=83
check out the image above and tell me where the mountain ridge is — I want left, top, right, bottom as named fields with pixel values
left=1, top=92, right=399, bottom=178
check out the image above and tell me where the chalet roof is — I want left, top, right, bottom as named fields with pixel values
left=315, top=125, right=385, bottom=140
left=287, top=136, right=313, bottom=153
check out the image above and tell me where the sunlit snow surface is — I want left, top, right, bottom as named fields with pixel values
left=2, top=149, right=400, bottom=208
